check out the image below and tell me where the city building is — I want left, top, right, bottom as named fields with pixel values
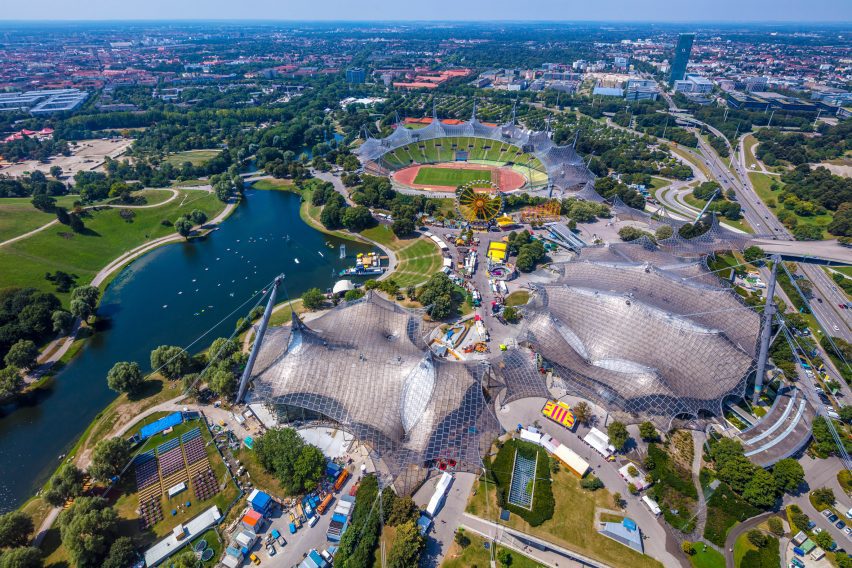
left=345, top=67, right=366, bottom=84
left=669, top=33, right=695, bottom=86
left=673, top=74, right=713, bottom=94
left=0, top=88, right=88, bottom=114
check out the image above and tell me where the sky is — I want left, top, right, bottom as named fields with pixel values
left=3, top=0, right=851, bottom=22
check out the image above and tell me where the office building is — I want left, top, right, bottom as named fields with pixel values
left=669, top=33, right=695, bottom=86
left=345, top=68, right=366, bottom=84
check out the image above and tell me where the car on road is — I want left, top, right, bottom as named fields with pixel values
left=815, top=527, right=823, bottom=534
left=845, top=526, right=852, bottom=537
left=840, top=304, right=847, bottom=309
left=834, top=325, right=840, bottom=332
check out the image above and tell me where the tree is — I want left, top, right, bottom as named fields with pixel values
left=573, top=401, right=592, bottom=426
left=607, top=421, right=629, bottom=451
left=767, top=516, right=784, bottom=537
left=44, top=464, right=84, bottom=507
left=150, top=345, right=190, bottom=379
left=102, top=537, right=136, bottom=568
left=106, top=361, right=143, bottom=394
left=627, top=465, right=639, bottom=477
left=743, top=245, right=766, bottom=264
left=496, top=548, right=513, bottom=567
left=813, top=529, right=833, bottom=551
left=4, top=340, right=38, bottom=371
left=454, top=529, right=471, bottom=548
left=208, top=367, right=237, bottom=397
left=812, top=487, right=836, bottom=508
left=254, top=428, right=326, bottom=494
left=59, top=496, right=118, bottom=568
left=68, top=213, right=85, bottom=233
left=618, top=226, right=651, bottom=242
left=418, top=273, right=460, bottom=320
left=302, top=288, right=325, bottom=311
left=171, top=550, right=199, bottom=568
left=174, top=216, right=193, bottom=238
left=88, top=438, right=131, bottom=482
left=55, top=207, right=70, bottom=225
left=387, top=496, right=418, bottom=526
left=343, top=289, right=364, bottom=302
left=839, top=406, right=852, bottom=424
left=50, top=165, right=63, bottom=179
left=747, top=529, right=767, bottom=548
left=51, top=310, right=73, bottom=334
left=681, top=541, right=695, bottom=555
left=771, top=458, right=804, bottom=493
left=208, top=337, right=239, bottom=362
left=581, top=476, right=604, bottom=491
left=0, top=547, right=43, bottom=568
left=70, top=286, right=99, bottom=323
left=655, top=225, right=673, bottom=240
left=31, top=194, right=56, bottom=212
left=189, top=209, right=207, bottom=225
left=638, top=421, right=658, bottom=442
left=0, top=367, right=22, bottom=399
left=341, top=206, right=374, bottom=231
left=788, top=504, right=810, bottom=532
left=502, top=306, right=520, bottom=323
left=386, top=520, right=424, bottom=568
left=743, top=468, right=777, bottom=508
left=0, top=511, right=34, bottom=548
left=612, top=492, right=623, bottom=509
left=391, top=217, right=415, bottom=237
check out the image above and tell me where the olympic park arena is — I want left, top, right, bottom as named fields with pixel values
left=354, top=110, right=599, bottom=198
left=240, top=115, right=813, bottom=492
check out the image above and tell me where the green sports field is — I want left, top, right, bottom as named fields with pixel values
left=413, top=166, right=492, bottom=187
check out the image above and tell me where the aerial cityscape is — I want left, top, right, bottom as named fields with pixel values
left=0, top=5, right=851, bottom=568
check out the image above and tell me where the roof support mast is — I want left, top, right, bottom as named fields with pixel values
left=752, top=256, right=779, bottom=404
left=237, top=274, right=284, bottom=403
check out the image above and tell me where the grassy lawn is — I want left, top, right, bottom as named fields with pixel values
left=733, top=531, right=757, bottom=567
left=0, top=195, right=80, bottom=242
left=0, top=189, right=225, bottom=303
left=748, top=172, right=832, bottom=238
left=360, top=224, right=442, bottom=289
left=650, top=177, right=672, bottom=191
left=670, top=144, right=713, bottom=180
left=742, top=134, right=760, bottom=170
left=414, top=166, right=492, bottom=187
left=681, top=193, right=753, bottom=233
left=441, top=532, right=546, bottom=568
left=466, top=469, right=662, bottom=568
left=251, top=178, right=294, bottom=191
left=505, top=290, right=530, bottom=306
left=163, top=149, right=222, bottom=167
left=689, top=543, right=725, bottom=568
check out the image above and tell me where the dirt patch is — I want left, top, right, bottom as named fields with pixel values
left=816, top=162, right=852, bottom=178
left=391, top=161, right=527, bottom=192
left=0, top=138, right=132, bottom=178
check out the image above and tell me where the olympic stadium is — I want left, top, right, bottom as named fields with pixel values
left=355, top=106, right=599, bottom=199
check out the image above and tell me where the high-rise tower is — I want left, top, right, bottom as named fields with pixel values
left=669, top=33, right=695, bottom=86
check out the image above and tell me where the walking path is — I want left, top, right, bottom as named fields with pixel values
left=0, top=188, right=191, bottom=249
left=722, top=511, right=777, bottom=568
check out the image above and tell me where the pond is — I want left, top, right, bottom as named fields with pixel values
left=0, top=188, right=376, bottom=511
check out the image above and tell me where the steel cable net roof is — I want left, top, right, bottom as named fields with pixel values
left=504, top=261, right=760, bottom=425
left=356, top=116, right=594, bottom=191
left=250, top=294, right=501, bottom=488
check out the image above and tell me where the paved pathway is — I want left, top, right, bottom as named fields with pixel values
left=722, top=511, right=777, bottom=568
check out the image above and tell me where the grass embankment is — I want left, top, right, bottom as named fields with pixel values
left=670, top=144, right=713, bottom=180
left=162, top=149, right=222, bottom=167
left=650, top=177, right=672, bottom=191
left=748, top=172, right=832, bottom=238
left=732, top=529, right=779, bottom=568
left=250, top=178, right=294, bottom=191
left=441, top=532, right=546, bottom=568
left=647, top=443, right=697, bottom=534
left=0, top=189, right=225, bottom=303
left=504, top=290, right=530, bottom=307
left=0, top=195, right=79, bottom=242
left=466, top=462, right=662, bottom=568
left=358, top=224, right=442, bottom=289
left=688, top=544, right=725, bottom=568
left=742, top=134, right=760, bottom=171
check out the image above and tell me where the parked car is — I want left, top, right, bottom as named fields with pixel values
left=266, top=544, right=276, bottom=557
left=844, top=526, right=852, bottom=537
left=823, top=509, right=834, bottom=518
left=837, top=520, right=846, bottom=530
left=249, top=553, right=261, bottom=565
left=829, top=514, right=839, bottom=523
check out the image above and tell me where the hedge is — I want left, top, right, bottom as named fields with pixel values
left=488, top=439, right=554, bottom=526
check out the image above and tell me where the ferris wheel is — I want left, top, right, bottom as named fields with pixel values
left=456, top=181, right=503, bottom=223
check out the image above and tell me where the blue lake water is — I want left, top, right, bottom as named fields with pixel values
left=0, top=189, right=375, bottom=511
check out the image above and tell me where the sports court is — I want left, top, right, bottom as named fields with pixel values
left=507, top=448, right=537, bottom=510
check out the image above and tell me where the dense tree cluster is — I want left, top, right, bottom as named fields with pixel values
left=691, top=181, right=741, bottom=220
left=593, top=177, right=645, bottom=209
left=708, top=438, right=803, bottom=508
left=0, top=288, right=63, bottom=379
left=755, top=121, right=852, bottom=166
left=418, top=273, right=463, bottom=320
left=505, top=230, right=547, bottom=272
left=254, top=427, right=326, bottom=494
left=0, top=170, right=68, bottom=198
left=0, top=135, right=70, bottom=163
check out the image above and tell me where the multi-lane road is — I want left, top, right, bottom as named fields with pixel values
left=659, top=92, right=852, bottom=345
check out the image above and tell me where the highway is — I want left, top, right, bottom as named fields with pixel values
left=659, top=91, right=852, bottom=344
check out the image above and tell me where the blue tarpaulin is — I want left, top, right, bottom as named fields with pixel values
left=139, top=412, right=183, bottom=440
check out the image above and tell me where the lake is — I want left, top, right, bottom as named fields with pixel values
left=0, top=188, right=376, bottom=511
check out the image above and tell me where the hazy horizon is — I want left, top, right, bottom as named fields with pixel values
left=2, top=0, right=850, bottom=23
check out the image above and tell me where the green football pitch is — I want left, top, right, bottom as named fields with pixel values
left=412, top=166, right=492, bottom=187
